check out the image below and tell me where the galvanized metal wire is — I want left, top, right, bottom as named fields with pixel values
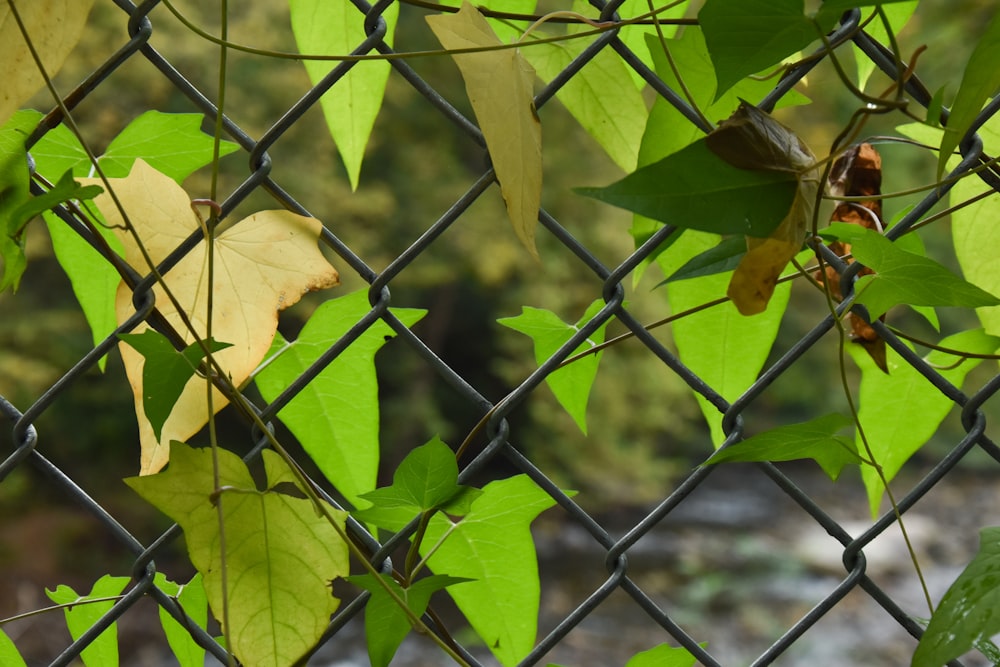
left=2, top=1, right=999, bottom=665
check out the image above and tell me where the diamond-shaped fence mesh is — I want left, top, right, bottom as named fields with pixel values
left=3, top=1, right=1000, bottom=666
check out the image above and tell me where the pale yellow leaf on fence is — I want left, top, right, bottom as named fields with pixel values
left=83, top=160, right=339, bottom=474
left=0, top=0, right=95, bottom=127
left=427, top=1, right=542, bottom=258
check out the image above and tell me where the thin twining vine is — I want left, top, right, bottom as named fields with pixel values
left=13, top=4, right=472, bottom=666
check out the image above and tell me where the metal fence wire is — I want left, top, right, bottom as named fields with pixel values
left=3, top=1, right=1000, bottom=666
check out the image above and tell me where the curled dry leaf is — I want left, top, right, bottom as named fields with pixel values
left=427, top=1, right=542, bottom=258
left=0, top=0, right=95, bottom=127
left=706, top=102, right=819, bottom=315
left=83, top=160, right=339, bottom=474
left=814, top=143, right=887, bottom=371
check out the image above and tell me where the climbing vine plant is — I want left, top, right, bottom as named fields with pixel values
left=2, top=0, right=1000, bottom=666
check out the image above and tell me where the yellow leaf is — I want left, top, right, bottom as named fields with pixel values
left=0, top=0, right=95, bottom=126
left=707, top=102, right=818, bottom=315
left=427, top=1, right=542, bottom=258
left=83, top=160, right=339, bottom=474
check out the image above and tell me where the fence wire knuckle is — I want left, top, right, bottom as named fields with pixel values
left=3, top=1, right=1000, bottom=666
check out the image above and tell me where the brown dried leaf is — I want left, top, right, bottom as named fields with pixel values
left=83, top=160, right=339, bottom=474
left=427, top=1, right=542, bottom=258
left=814, top=143, right=887, bottom=371
left=707, top=102, right=818, bottom=315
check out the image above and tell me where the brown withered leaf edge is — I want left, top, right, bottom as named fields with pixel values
left=815, top=143, right=888, bottom=372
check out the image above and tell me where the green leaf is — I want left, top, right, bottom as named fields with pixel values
left=950, top=113, right=1000, bottom=337
left=814, top=0, right=919, bottom=27
left=704, top=413, right=862, bottom=480
left=290, top=0, right=397, bottom=190
left=45, top=575, right=130, bottom=667
left=659, top=235, right=746, bottom=284
left=630, top=27, right=808, bottom=281
left=0, top=110, right=43, bottom=292
left=913, top=527, right=1000, bottom=667
left=155, top=573, right=208, bottom=667
left=498, top=299, right=611, bottom=434
left=422, top=475, right=560, bottom=667
left=255, top=290, right=425, bottom=508
left=658, top=232, right=794, bottom=445
left=851, top=3, right=918, bottom=90
left=523, top=0, right=648, bottom=171
left=349, top=573, right=470, bottom=667
left=625, top=643, right=699, bottom=667
left=851, top=329, right=1000, bottom=516
left=354, top=437, right=481, bottom=531
left=937, top=11, right=1000, bottom=176
left=8, top=170, right=102, bottom=237
left=118, top=330, right=232, bottom=442
left=125, top=444, right=350, bottom=667
left=822, top=224, right=1000, bottom=317
left=28, top=123, right=90, bottom=178
left=0, top=628, right=26, bottom=667
left=579, top=138, right=798, bottom=237
left=699, top=0, right=817, bottom=100
left=99, top=111, right=239, bottom=181
left=617, top=0, right=689, bottom=89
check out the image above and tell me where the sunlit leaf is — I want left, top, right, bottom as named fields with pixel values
left=626, top=643, right=699, bottom=667
left=82, top=160, right=339, bottom=474
left=126, top=444, right=349, bottom=667
left=913, top=527, right=1000, bottom=667
left=155, top=573, right=208, bottom=667
left=498, top=300, right=610, bottom=434
left=522, top=0, right=647, bottom=171
left=0, top=629, right=26, bottom=667
left=348, top=574, right=470, bottom=667
left=851, top=329, right=1000, bottom=516
left=45, top=575, right=130, bottom=667
left=0, top=0, right=94, bottom=127
left=937, top=11, right=1000, bottom=176
left=255, top=290, right=424, bottom=508
left=822, top=224, right=1000, bottom=317
left=422, top=475, right=560, bottom=667
left=851, top=2, right=918, bottom=90
left=289, top=0, right=397, bottom=190
left=427, top=1, right=542, bottom=257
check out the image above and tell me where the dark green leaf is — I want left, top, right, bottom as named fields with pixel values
left=699, top=0, right=816, bottom=100
left=354, top=437, right=481, bottom=531
left=8, top=169, right=102, bottom=237
left=578, top=139, right=798, bottom=237
left=46, top=575, right=130, bottom=667
left=348, top=573, right=470, bottom=667
left=913, top=527, right=1000, bottom=667
left=822, top=224, right=1000, bottom=317
left=0, top=110, right=43, bottom=292
left=658, top=235, right=746, bottom=285
left=117, top=330, right=232, bottom=442
left=704, top=413, right=862, bottom=480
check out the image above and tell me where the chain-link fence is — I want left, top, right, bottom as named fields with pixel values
left=3, top=1, right=1000, bottom=665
